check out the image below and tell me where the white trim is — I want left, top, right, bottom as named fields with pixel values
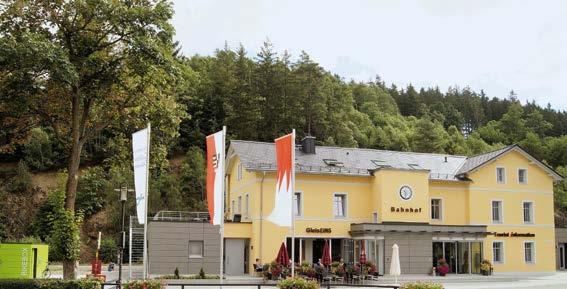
left=294, top=191, right=304, bottom=218
left=523, top=241, right=536, bottom=264
left=372, top=211, right=379, bottom=223
left=430, top=197, right=443, bottom=222
left=522, top=200, right=535, bottom=224
left=468, top=187, right=553, bottom=195
left=470, top=223, right=553, bottom=228
left=491, top=199, right=504, bottom=224
left=496, top=166, right=506, bottom=184
left=518, top=168, right=528, bottom=184
left=237, top=163, right=243, bottom=180
left=492, top=240, right=505, bottom=264
left=333, top=192, right=348, bottom=218
left=352, top=236, right=385, bottom=240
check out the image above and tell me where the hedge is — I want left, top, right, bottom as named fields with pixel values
left=0, top=279, right=101, bottom=289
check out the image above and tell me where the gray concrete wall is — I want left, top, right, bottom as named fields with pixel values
left=148, top=221, right=221, bottom=275
left=383, top=233, right=433, bottom=274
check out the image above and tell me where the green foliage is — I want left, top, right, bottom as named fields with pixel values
left=0, top=279, right=100, bottom=289
left=554, top=166, right=567, bottom=211
left=49, top=209, right=83, bottom=262
left=198, top=268, right=206, bottom=279
left=2, top=235, right=43, bottom=244
left=99, top=236, right=118, bottom=263
left=76, top=167, right=108, bottom=217
left=6, top=160, right=33, bottom=193
left=31, top=190, right=65, bottom=241
left=123, top=280, right=165, bottom=289
left=180, top=147, right=206, bottom=210
left=277, top=277, right=319, bottom=289
left=400, top=282, right=444, bottom=289
left=174, top=267, right=180, bottom=279
left=412, top=118, right=448, bottom=153
left=23, top=128, right=55, bottom=170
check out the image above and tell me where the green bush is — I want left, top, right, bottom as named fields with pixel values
left=198, top=267, right=206, bottom=279
left=76, top=166, right=108, bottom=217
left=6, top=160, right=33, bottom=193
left=49, top=209, right=83, bottom=262
left=0, top=279, right=100, bottom=289
left=277, top=277, right=319, bottom=289
left=99, top=236, right=119, bottom=263
left=123, top=280, right=165, bottom=289
left=23, top=127, right=54, bottom=170
left=31, top=190, right=65, bottom=242
left=400, top=282, right=444, bottom=289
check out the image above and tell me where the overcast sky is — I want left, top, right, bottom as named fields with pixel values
left=172, top=0, right=567, bottom=110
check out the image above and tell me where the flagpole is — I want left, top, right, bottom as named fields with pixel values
left=219, top=126, right=226, bottom=286
left=143, top=122, right=150, bottom=280
left=291, top=129, right=296, bottom=278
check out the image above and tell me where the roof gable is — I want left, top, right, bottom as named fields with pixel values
left=456, top=144, right=563, bottom=181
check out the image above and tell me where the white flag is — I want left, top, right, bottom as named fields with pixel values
left=132, top=125, right=150, bottom=225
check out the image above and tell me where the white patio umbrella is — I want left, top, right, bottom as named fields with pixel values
left=389, top=244, right=401, bottom=285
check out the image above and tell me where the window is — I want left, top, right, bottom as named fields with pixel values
left=189, top=241, right=204, bottom=258
left=518, top=169, right=527, bottom=184
left=524, top=242, right=535, bottom=263
left=231, top=200, right=235, bottom=217
left=431, top=199, right=442, bottom=220
left=333, top=194, right=347, bottom=218
left=492, top=200, right=502, bottom=223
left=496, top=167, right=506, bottom=183
left=373, top=212, right=378, bottom=223
left=237, top=196, right=242, bottom=213
left=493, top=242, right=504, bottom=263
left=245, top=194, right=249, bottom=219
left=294, top=192, right=302, bottom=217
left=237, top=164, right=243, bottom=180
left=523, top=202, right=533, bottom=223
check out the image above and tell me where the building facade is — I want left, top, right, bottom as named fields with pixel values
left=223, top=139, right=562, bottom=275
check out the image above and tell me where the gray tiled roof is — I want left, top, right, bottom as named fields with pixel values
left=455, top=145, right=514, bottom=175
left=230, top=140, right=468, bottom=180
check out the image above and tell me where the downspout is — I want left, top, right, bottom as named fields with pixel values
left=259, top=171, right=266, bottom=263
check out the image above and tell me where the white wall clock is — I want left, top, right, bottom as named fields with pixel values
left=399, top=185, right=413, bottom=200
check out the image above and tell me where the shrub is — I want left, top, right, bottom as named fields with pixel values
left=400, top=282, right=444, bottom=289
left=198, top=267, right=206, bottom=279
left=76, top=166, right=108, bottom=217
left=49, top=209, right=83, bottom=262
left=174, top=267, right=180, bottom=279
left=0, top=279, right=100, bottom=289
left=277, top=277, right=319, bottom=289
left=123, top=280, right=165, bottom=289
left=23, top=127, right=54, bottom=170
left=6, top=160, right=33, bottom=193
left=99, top=236, right=119, bottom=263
left=31, top=190, right=65, bottom=242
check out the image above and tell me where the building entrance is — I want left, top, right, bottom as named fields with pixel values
left=433, top=241, right=482, bottom=274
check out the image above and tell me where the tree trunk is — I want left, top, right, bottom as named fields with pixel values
left=62, top=92, right=84, bottom=279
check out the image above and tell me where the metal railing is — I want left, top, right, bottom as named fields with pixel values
left=101, top=282, right=400, bottom=289
left=152, top=211, right=210, bottom=222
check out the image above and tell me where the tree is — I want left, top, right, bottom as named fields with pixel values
left=498, top=103, right=527, bottom=143
left=0, top=0, right=183, bottom=278
left=411, top=118, right=448, bottom=153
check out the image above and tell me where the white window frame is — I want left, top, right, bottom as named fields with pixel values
left=492, top=241, right=505, bottom=264
left=491, top=199, right=503, bottom=223
left=523, top=241, right=535, bottom=264
left=237, top=163, right=243, bottom=180
left=430, top=198, right=443, bottom=221
left=333, top=193, right=348, bottom=218
left=522, top=201, right=534, bottom=224
left=188, top=241, right=204, bottom=258
left=245, top=194, right=249, bottom=219
left=373, top=211, right=378, bottom=223
left=518, top=168, right=528, bottom=184
left=294, top=191, right=303, bottom=217
left=496, top=167, right=506, bottom=184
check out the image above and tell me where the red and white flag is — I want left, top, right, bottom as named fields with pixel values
left=267, top=131, right=295, bottom=227
left=206, top=128, right=225, bottom=225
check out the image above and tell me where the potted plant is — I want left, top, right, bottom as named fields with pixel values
left=436, top=258, right=449, bottom=276
left=480, top=259, right=492, bottom=276
left=277, top=277, right=319, bottom=289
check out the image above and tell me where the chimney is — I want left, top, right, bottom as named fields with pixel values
left=301, top=136, right=316, bottom=154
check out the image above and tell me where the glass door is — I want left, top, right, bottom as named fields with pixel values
left=444, top=242, right=457, bottom=274
left=457, top=242, right=470, bottom=274
left=560, top=244, right=565, bottom=270
left=471, top=242, right=482, bottom=274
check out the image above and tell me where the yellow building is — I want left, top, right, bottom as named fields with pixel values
left=222, top=137, right=563, bottom=275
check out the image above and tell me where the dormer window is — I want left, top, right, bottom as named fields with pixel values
left=371, top=160, right=392, bottom=168
left=408, top=163, right=421, bottom=170
left=323, top=159, right=343, bottom=167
